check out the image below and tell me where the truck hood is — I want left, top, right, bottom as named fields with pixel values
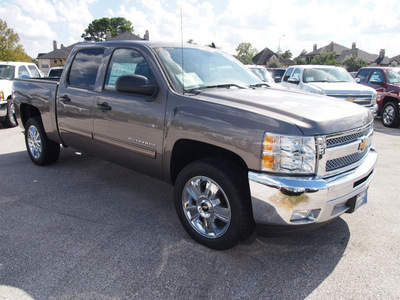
left=305, top=82, right=376, bottom=96
left=387, top=82, right=400, bottom=91
left=196, top=87, right=372, bottom=136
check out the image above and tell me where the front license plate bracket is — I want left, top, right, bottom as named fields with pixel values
left=346, top=189, right=368, bottom=213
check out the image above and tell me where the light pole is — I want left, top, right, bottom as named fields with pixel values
left=278, top=34, right=285, bottom=53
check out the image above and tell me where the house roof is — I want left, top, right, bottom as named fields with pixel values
left=252, top=48, right=295, bottom=66
left=304, top=42, right=350, bottom=57
left=38, top=44, right=77, bottom=59
left=337, top=49, right=378, bottom=63
left=108, top=31, right=143, bottom=41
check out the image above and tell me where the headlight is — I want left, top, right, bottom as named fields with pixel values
left=262, top=133, right=317, bottom=174
left=371, top=93, right=377, bottom=105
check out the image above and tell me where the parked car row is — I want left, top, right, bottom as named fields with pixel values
left=248, top=64, right=400, bottom=128
left=0, top=62, right=65, bottom=128
left=0, top=61, right=44, bottom=128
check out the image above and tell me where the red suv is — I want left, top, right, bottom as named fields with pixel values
left=356, top=67, right=400, bottom=127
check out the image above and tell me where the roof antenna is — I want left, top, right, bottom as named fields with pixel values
left=180, top=5, right=185, bottom=95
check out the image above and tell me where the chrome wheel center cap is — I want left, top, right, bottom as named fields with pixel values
left=198, top=199, right=213, bottom=218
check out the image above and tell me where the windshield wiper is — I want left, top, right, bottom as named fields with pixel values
left=249, top=83, right=270, bottom=88
left=186, top=83, right=247, bottom=93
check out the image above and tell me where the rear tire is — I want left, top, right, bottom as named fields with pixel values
left=381, top=101, right=400, bottom=128
left=174, top=158, right=254, bottom=250
left=25, top=117, right=60, bottom=165
left=1, top=99, right=18, bottom=128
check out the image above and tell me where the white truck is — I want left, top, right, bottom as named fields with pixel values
left=0, top=61, right=43, bottom=127
left=280, top=65, right=378, bottom=117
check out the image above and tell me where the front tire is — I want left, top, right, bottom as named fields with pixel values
left=174, top=159, right=254, bottom=250
left=381, top=101, right=400, bottom=128
left=25, top=117, right=60, bottom=165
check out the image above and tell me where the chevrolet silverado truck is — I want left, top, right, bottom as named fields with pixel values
left=0, top=61, right=43, bottom=127
left=12, top=41, right=377, bottom=249
left=356, top=67, right=400, bottom=127
left=280, top=65, right=378, bottom=117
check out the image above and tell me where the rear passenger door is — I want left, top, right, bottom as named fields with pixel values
left=57, top=48, right=104, bottom=153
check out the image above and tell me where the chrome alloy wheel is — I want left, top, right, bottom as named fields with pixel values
left=182, top=176, right=232, bottom=238
left=382, top=104, right=395, bottom=126
left=27, top=125, right=42, bottom=160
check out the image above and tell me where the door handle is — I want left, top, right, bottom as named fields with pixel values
left=58, top=95, right=71, bottom=103
left=97, top=102, right=112, bottom=112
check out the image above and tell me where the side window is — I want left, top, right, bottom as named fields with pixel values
left=283, top=67, right=294, bottom=82
left=368, top=70, right=384, bottom=84
left=356, top=69, right=370, bottom=84
left=28, top=65, right=40, bottom=77
left=292, top=68, right=301, bottom=81
left=18, top=66, right=30, bottom=78
left=104, top=48, right=153, bottom=92
left=68, top=48, right=104, bottom=90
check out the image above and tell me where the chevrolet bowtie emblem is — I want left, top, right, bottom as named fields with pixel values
left=347, top=97, right=355, bottom=102
left=358, top=139, right=369, bottom=152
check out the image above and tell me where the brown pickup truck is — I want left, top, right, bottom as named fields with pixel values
left=356, top=67, right=400, bottom=127
left=12, top=41, right=377, bottom=249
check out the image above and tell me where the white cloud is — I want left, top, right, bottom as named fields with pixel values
left=1, top=0, right=399, bottom=60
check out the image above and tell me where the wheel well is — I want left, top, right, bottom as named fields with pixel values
left=170, top=139, right=248, bottom=185
left=19, top=104, right=41, bottom=128
left=381, top=96, right=399, bottom=112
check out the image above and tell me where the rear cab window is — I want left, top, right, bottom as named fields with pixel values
left=68, top=48, right=105, bottom=90
left=28, top=65, right=40, bottom=78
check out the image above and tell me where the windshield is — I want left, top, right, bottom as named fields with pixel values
left=0, top=65, right=15, bottom=80
left=249, top=67, right=273, bottom=83
left=386, top=69, right=400, bottom=84
left=154, top=47, right=261, bottom=91
left=303, top=67, right=353, bottom=83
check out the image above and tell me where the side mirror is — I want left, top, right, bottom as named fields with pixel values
left=355, top=78, right=361, bottom=83
left=115, top=74, right=157, bottom=96
left=369, top=79, right=384, bottom=86
left=287, top=77, right=300, bottom=84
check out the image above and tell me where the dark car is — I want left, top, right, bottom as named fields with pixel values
left=267, top=68, right=286, bottom=83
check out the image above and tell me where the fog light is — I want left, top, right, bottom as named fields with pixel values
left=290, top=209, right=320, bottom=223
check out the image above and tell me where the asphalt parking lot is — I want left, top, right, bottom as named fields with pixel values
left=0, top=119, right=399, bottom=300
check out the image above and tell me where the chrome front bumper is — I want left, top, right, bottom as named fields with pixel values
left=249, top=148, right=377, bottom=227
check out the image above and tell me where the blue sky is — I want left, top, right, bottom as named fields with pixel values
left=1, top=0, right=400, bottom=59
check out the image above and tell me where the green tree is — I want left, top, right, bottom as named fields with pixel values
left=342, top=56, right=369, bottom=72
left=81, top=17, right=134, bottom=42
left=234, top=42, right=258, bottom=64
left=0, top=19, right=32, bottom=61
left=281, top=50, right=292, bottom=60
left=311, top=51, right=338, bottom=65
left=293, top=49, right=307, bottom=65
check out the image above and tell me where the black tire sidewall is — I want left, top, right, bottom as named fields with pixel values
left=7, top=99, right=18, bottom=127
left=382, top=101, right=400, bottom=128
left=174, top=159, right=253, bottom=250
left=25, top=117, right=60, bottom=165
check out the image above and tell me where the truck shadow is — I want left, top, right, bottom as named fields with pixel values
left=1, top=148, right=349, bottom=299
left=373, top=118, right=400, bottom=136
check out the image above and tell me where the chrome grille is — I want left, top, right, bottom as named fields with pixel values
left=327, top=94, right=372, bottom=106
left=326, top=126, right=372, bottom=148
left=320, top=123, right=374, bottom=176
left=326, top=152, right=367, bottom=172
